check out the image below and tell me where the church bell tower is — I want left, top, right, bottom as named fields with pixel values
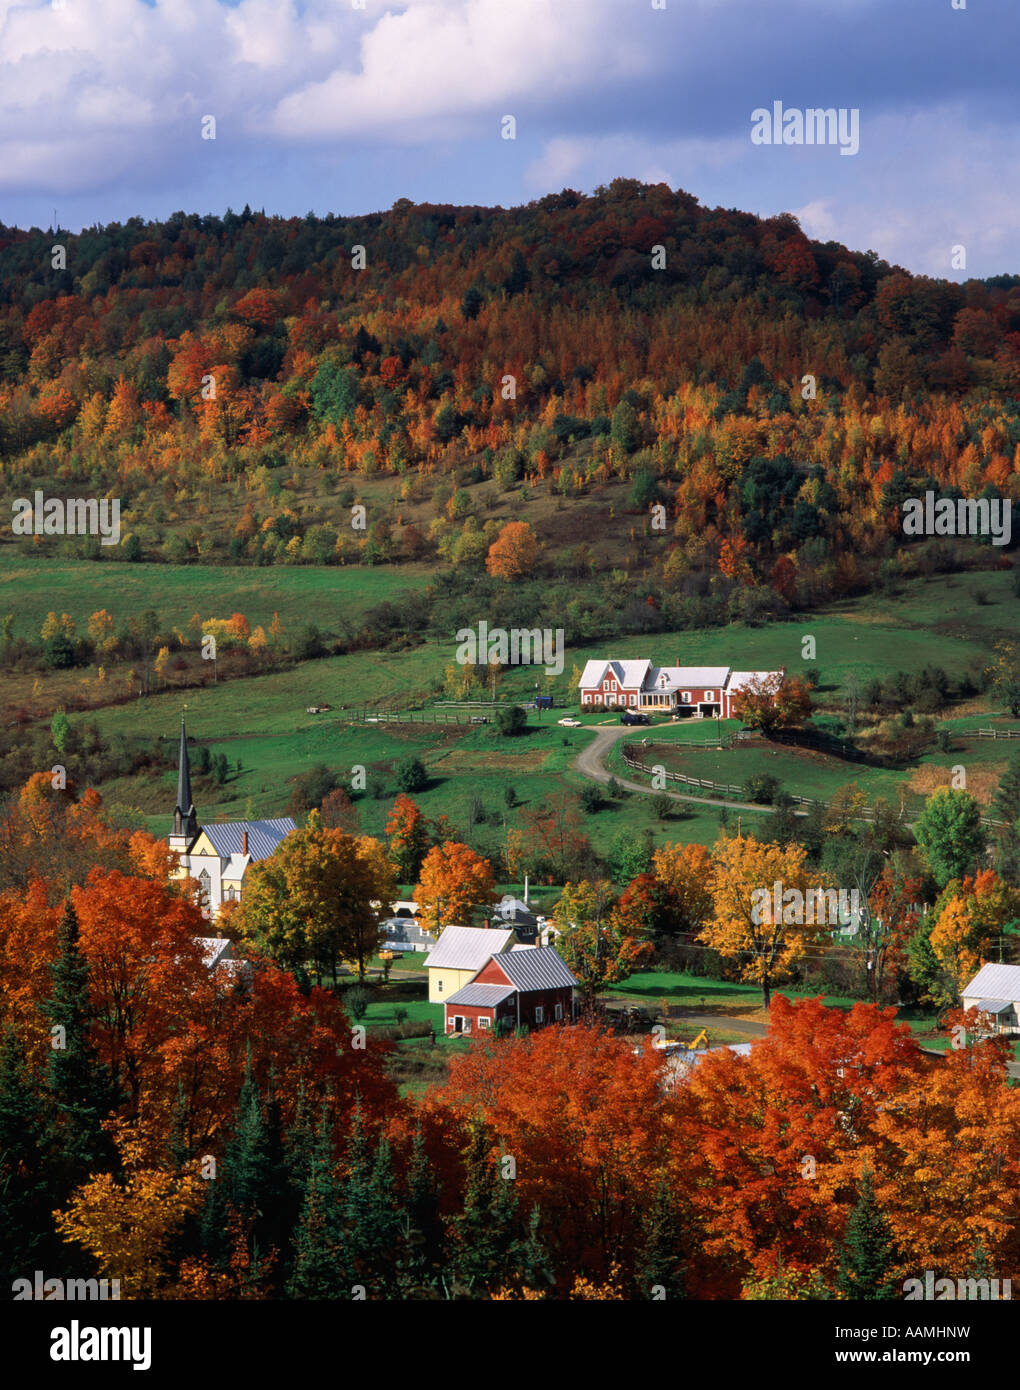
left=169, top=715, right=199, bottom=850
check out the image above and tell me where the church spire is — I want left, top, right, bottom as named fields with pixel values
left=172, top=715, right=198, bottom=841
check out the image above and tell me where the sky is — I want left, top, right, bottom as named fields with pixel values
left=0, top=0, right=1016, bottom=279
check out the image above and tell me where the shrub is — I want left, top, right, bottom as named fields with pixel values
left=396, top=756, right=428, bottom=793
left=744, top=773, right=782, bottom=805
left=345, top=985, right=371, bottom=1021
left=579, top=783, right=603, bottom=814
left=495, top=704, right=527, bottom=737
left=651, top=792, right=672, bottom=819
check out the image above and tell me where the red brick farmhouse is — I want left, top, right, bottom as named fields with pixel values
left=444, top=946, right=578, bottom=1037
left=576, top=659, right=785, bottom=719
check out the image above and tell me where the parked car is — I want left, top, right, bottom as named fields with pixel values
left=558, top=717, right=582, bottom=727
left=470, top=715, right=488, bottom=724
left=621, top=711, right=649, bottom=725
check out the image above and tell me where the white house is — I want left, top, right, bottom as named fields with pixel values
left=961, top=963, right=1020, bottom=1034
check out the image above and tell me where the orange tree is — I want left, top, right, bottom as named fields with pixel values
left=414, top=842, right=495, bottom=933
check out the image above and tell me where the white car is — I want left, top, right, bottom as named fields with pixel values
left=557, top=717, right=582, bottom=727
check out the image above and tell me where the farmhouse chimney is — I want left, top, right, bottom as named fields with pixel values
left=242, top=830, right=248, bottom=856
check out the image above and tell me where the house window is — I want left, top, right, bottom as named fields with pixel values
left=554, top=1003, right=563, bottom=1021
left=705, top=691, right=714, bottom=702
left=478, top=1017, right=491, bottom=1029
left=437, top=979, right=443, bottom=992
left=630, top=694, right=637, bottom=706
left=534, top=1005, right=545, bottom=1024
left=198, top=868, right=211, bottom=903
left=682, top=692, right=691, bottom=703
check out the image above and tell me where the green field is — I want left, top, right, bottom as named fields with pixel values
left=30, top=563, right=1012, bottom=852
left=0, top=550, right=431, bottom=638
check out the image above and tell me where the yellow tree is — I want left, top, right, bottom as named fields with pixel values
left=701, top=833, right=824, bottom=1009
left=553, top=879, right=653, bottom=1004
left=414, top=842, right=495, bottom=934
left=55, top=1128, right=203, bottom=1298
left=651, top=842, right=714, bottom=934
left=235, top=812, right=396, bottom=981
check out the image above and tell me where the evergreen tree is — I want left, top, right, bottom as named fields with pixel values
left=288, top=1110, right=348, bottom=1298
left=447, top=1127, right=522, bottom=1296
left=634, top=1177, right=687, bottom=1299
left=837, top=1171, right=900, bottom=1300
left=0, top=1028, right=52, bottom=1278
left=42, top=899, right=117, bottom=1189
left=343, top=1106, right=402, bottom=1295
left=397, top=1126, right=444, bottom=1297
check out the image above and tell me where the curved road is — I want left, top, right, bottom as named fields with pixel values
left=572, top=724, right=782, bottom=815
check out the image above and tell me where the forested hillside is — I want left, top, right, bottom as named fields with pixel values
left=1, top=179, right=1017, bottom=609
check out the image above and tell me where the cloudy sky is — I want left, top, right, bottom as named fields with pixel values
left=0, top=0, right=1016, bottom=277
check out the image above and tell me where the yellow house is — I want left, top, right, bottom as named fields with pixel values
left=426, top=925, right=515, bottom=1004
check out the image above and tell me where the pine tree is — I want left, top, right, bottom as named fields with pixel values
left=994, top=752, right=1020, bottom=830
left=343, top=1106, right=402, bottom=1295
left=287, top=1109, right=348, bottom=1298
left=447, top=1127, right=522, bottom=1297
left=42, top=899, right=117, bottom=1189
left=634, top=1177, right=687, bottom=1299
left=0, top=1028, right=52, bottom=1279
left=837, top=1171, right=900, bottom=1300
left=397, top=1126, right=443, bottom=1297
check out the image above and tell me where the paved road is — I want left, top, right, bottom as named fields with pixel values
left=572, top=724, right=780, bottom=815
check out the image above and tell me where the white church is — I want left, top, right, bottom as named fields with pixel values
left=168, top=718, right=296, bottom=916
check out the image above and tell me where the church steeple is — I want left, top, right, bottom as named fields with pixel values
left=172, top=716, right=198, bottom=842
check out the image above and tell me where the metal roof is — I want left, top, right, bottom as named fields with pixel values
left=963, top=963, right=1020, bottom=1000
left=577, top=659, right=650, bottom=690
left=650, top=666, right=730, bottom=690
left=424, top=925, right=514, bottom=970
left=725, top=669, right=785, bottom=692
left=445, top=982, right=517, bottom=1007
left=490, top=945, right=577, bottom=992
left=977, top=999, right=1013, bottom=1014
left=202, top=818, right=296, bottom=861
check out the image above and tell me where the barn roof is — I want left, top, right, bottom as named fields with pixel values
left=202, top=818, right=296, bottom=860
left=963, top=963, right=1020, bottom=1000
left=577, top=659, right=650, bottom=689
left=445, top=982, right=517, bottom=1007
left=491, top=945, right=577, bottom=992
left=425, top=925, right=514, bottom=971
left=650, top=666, right=730, bottom=689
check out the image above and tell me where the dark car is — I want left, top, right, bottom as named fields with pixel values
left=621, top=711, right=649, bottom=725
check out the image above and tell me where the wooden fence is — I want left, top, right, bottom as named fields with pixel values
left=621, top=745, right=1008, bottom=828
left=977, top=727, right=1020, bottom=740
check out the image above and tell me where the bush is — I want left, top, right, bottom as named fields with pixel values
left=345, top=985, right=371, bottom=1021
left=936, top=728, right=954, bottom=753
left=495, top=705, right=527, bottom=737
left=504, top=785, right=518, bottom=808
left=396, top=756, right=428, bottom=793
left=651, top=792, right=672, bottom=819
left=579, top=783, right=603, bottom=814
left=744, top=773, right=782, bottom=805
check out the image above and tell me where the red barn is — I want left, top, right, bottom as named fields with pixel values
left=444, top=946, right=578, bottom=1038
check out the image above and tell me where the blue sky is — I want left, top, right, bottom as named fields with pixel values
left=0, top=0, right=1016, bottom=278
